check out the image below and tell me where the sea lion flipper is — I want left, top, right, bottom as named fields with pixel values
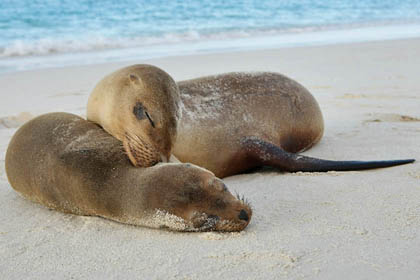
left=242, top=138, right=415, bottom=172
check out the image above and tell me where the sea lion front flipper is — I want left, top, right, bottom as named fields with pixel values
left=242, top=138, right=415, bottom=172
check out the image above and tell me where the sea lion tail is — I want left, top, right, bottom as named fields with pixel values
left=243, top=138, right=415, bottom=172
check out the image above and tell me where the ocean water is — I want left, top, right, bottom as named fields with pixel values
left=1, top=0, right=420, bottom=72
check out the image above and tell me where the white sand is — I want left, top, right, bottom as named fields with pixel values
left=1, top=39, right=419, bottom=279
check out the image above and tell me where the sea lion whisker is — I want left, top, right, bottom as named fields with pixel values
left=126, top=132, right=154, bottom=153
left=234, top=192, right=252, bottom=209
left=125, top=131, right=160, bottom=162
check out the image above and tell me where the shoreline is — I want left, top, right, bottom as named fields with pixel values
left=0, top=38, right=419, bottom=279
left=1, top=22, right=420, bottom=74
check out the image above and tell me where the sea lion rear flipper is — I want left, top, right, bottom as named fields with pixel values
left=242, top=138, right=415, bottom=172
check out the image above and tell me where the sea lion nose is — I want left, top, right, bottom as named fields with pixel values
left=238, top=209, right=249, bottom=221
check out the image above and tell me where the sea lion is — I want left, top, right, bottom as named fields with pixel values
left=87, top=64, right=181, bottom=167
left=175, top=72, right=414, bottom=177
left=87, top=66, right=414, bottom=178
left=5, top=112, right=251, bottom=232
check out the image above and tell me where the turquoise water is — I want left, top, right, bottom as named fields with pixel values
left=1, top=0, right=420, bottom=71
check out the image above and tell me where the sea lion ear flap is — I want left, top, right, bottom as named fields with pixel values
left=129, top=74, right=143, bottom=86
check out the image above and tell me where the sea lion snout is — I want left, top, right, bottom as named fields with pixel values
left=170, top=170, right=252, bottom=232
left=123, top=132, right=162, bottom=167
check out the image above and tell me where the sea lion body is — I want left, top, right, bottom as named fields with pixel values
left=175, top=72, right=324, bottom=178
left=87, top=67, right=414, bottom=178
left=5, top=113, right=251, bottom=231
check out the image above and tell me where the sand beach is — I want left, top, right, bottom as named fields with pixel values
left=0, top=38, right=419, bottom=279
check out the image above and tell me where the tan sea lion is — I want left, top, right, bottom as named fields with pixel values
left=87, top=64, right=181, bottom=167
left=87, top=67, right=414, bottom=178
left=5, top=112, right=251, bottom=232
left=175, top=72, right=414, bottom=177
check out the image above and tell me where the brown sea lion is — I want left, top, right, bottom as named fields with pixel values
left=174, top=72, right=414, bottom=178
left=5, top=112, right=251, bottom=232
left=87, top=66, right=414, bottom=178
left=87, top=64, right=181, bottom=167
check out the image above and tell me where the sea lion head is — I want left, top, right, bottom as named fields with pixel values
left=147, top=164, right=252, bottom=232
left=87, top=64, right=181, bottom=167
left=183, top=175, right=253, bottom=232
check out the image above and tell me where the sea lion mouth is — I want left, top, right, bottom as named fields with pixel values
left=123, top=132, right=161, bottom=167
left=214, top=220, right=249, bottom=232
left=191, top=210, right=251, bottom=232
left=191, top=212, right=218, bottom=230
